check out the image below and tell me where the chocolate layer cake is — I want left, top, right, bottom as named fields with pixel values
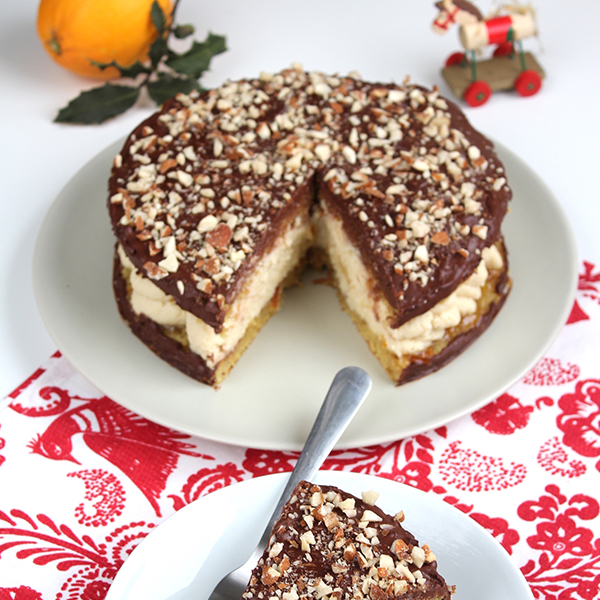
left=242, top=481, right=454, bottom=600
left=108, top=65, right=511, bottom=387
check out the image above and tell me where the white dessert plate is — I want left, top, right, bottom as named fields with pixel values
left=32, top=137, right=578, bottom=450
left=105, top=471, right=534, bottom=600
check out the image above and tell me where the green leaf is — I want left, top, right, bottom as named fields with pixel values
left=174, top=24, right=195, bottom=39
left=146, top=74, right=199, bottom=105
left=205, top=32, right=228, bottom=55
left=55, top=84, right=140, bottom=124
left=149, top=35, right=168, bottom=68
left=90, top=59, right=152, bottom=79
left=164, top=32, right=226, bottom=79
left=151, top=1, right=166, bottom=33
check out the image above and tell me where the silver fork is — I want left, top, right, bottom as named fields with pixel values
left=208, top=366, right=372, bottom=600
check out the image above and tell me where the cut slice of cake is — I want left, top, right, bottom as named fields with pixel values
left=242, top=481, right=454, bottom=600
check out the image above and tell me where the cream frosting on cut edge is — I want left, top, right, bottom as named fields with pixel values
left=117, top=209, right=504, bottom=368
left=313, top=206, right=504, bottom=357
left=117, top=214, right=312, bottom=368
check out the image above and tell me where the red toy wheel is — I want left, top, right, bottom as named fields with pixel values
left=515, top=70, right=542, bottom=97
left=464, top=80, right=492, bottom=107
left=445, top=52, right=467, bottom=67
left=493, top=42, right=513, bottom=57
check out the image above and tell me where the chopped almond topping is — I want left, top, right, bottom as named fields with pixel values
left=205, top=223, right=233, bottom=251
left=431, top=231, right=450, bottom=245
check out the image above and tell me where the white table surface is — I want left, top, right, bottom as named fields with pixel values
left=1, top=0, right=598, bottom=398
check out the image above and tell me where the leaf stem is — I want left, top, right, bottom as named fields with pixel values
left=140, top=0, right=180, bottom=89
left=168, top=0, right=183, bottom=36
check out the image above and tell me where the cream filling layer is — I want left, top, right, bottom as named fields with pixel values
left=118, top=215, right=312, bottom=368
left=316, top=208, right=504, bottom=357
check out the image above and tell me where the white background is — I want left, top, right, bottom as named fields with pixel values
left=1, top=0, right=598, bottom=397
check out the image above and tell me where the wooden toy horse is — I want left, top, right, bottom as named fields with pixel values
left=433, top=0, right=537, bottom=52
left=432, top=0, right=544, bottom=106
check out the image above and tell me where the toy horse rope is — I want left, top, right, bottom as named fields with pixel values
left=489, top=3, right=537, bottom=20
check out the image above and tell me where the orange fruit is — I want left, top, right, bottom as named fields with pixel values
left=37, top=0, right=173, bottom=80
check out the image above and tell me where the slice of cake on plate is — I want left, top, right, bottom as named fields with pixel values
left=242, top=481, right=454, bottom=600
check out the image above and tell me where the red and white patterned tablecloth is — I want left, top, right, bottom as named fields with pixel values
left=1, top=259, right=599, bottom=600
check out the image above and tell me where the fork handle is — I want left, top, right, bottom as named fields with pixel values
left=258, top=366, right=372, bottom=551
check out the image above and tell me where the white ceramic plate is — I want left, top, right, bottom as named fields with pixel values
left=32, top=138, right=578, bottom=450
left=105, top=471, right=534, bottom=600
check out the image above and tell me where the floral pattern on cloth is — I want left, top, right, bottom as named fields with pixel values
left=0, top=261, right=599, bottom=600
